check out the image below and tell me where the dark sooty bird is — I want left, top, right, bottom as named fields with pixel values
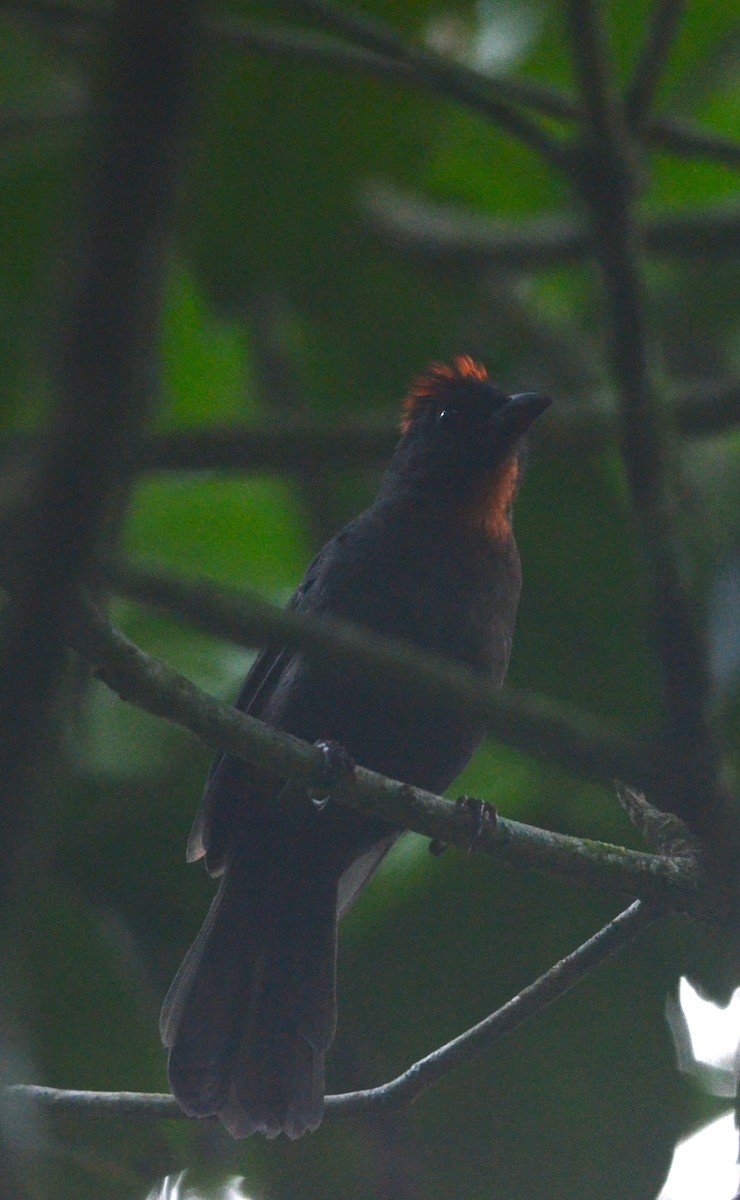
left=161, top=356, right=551, bottom=1138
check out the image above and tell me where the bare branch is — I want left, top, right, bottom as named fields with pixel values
left=325, top=899, right=659, bottom=1115
left=5, top=899, right=660, bottom=1124
left=565, top=0, right=719, bottom=831
left=214, top=15, right=574, bottom=123
left=259, top=8, right=740, bottom=170
left=64, top=598, right=709, bottom=911
left=211, top=11, right=740, bottom=171
left=625, top=0, right=687, bottom=130
left=4, top=1085, right=181, bottom=1120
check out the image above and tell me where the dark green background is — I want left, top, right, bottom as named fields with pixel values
left=2, top=1, right=738, bottom=1197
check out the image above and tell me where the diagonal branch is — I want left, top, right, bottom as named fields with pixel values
left=65, top=598, right=709, bottom=911
left=213, top=14, right=575, bottom=124
left=324, top=898, right=659, bottom=1115
left=220, top=12, right=740, bottom=169
left=5, top=899, right=660, bottom=1123
left=8, top=1, right=740, bottom=169
left=281, top=0, right=566, bottom=169
left=646, top=117, right=740, bottom=169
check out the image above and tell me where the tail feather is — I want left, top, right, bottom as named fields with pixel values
left=159, top=881, right=227, bottom=1049
left=162, top=846, right=340, bottom=1138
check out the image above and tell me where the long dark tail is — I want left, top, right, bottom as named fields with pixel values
left=161, top=846, right=339, bottom=1139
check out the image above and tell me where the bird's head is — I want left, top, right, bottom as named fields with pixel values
left=383, top=356, right=551, bottom=539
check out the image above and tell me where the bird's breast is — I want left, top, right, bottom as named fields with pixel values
left=314, top=503, right=522, bottom=681
left=265, top=505, right=524, bottom=789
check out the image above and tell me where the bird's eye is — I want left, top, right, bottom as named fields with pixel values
left=437, top=407, right=460, bottom=427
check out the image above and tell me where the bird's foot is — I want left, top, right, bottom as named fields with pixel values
left=456, top=795, right=498, bottom=853
left=309, top=739, right=356, bottom=810
left=429, top=795, right=497, bottom=856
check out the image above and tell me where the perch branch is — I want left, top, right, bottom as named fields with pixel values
left=65, top=598, right=709, bottom=911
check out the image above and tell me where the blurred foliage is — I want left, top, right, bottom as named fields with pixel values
left=1, top=0, right=738, bottom=1198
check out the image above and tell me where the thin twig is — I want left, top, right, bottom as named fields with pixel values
left=0, top=0, right=197, bottom=892
left=214, top=16, right=575, bottom=122
left=625, top=0, right=686, bottom=130
left=325, top=899, right=659, bottom=1115
left=616, top=783, right=700, bottom=859
left=565, top=0, right=718, bottom=832
left=64, top=598, right=710, bottom=910
left=5, top=899, right=660, bottom=1123
left=281, top=0, right=566, bottom=169
left=105, top=559, right=647, bottom=790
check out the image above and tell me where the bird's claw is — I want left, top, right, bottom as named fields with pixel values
left=309, top=739, right=356, bottom=810
left=429, top=796, right=497, bottom=856
left=455, top=795, right=497, bottom=852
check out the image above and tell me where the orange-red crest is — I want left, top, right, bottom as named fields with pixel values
left=400, top=355, right=489, bottom=433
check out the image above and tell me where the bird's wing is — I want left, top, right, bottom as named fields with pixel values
left=185, top=643, right=295, bottom=871
left=185, top=551, right=328, bottom=873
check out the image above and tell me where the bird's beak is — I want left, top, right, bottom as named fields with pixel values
left=494, top=392, right=552, bottom=440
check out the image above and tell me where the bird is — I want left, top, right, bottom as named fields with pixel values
left=160, top=356, right=551, bottom=1139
